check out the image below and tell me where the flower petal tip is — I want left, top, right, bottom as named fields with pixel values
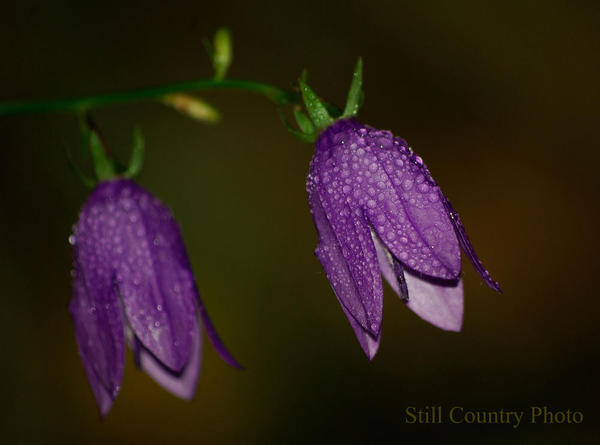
left=224, top=357, right=244, bottom=370
left=489, top=279, right=502, bottom=294
left=196, top=302, right=243, bottom=370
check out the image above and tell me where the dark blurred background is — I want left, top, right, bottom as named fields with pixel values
left=1, top=1, right=598, bottom=443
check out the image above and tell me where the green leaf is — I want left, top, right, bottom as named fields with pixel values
left=299, top=74, right=333, bottom=130
left=342, top=57, right=363, bottom=118
left=123, top=127, right=145, bottom=178
left=293, top=108, right=315, bottom=134
left=213, top=27, right=233, bottom=80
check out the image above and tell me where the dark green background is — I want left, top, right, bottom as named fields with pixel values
left=1, top=1, right=598, bottom=443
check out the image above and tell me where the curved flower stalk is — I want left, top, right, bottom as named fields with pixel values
left=294, top=60, right=501, bottom=359
left=69, top=178, right=241, bottom=416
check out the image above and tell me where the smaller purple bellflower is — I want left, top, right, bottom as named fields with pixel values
left=69, top=178, right=240, bottom=416
left=294, top=59, right=501, bottom=359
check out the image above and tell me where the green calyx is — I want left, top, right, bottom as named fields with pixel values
left=283, top=57, right=365, bottom=144
left=342, top=57, right=364, bottom=118
left=88, top=130, right=119, bottom=181
left=67, top=114, right=146, bottom=186
left=123, top=128, right=145, bottom=178
left=298, top=72, right=334, bottom=132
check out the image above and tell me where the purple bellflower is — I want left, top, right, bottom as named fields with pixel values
left=293, top=60, right=501, bottom=359
left=306, top=118, right=501, bottom=359
left=69, top=178, right=240, bottom=416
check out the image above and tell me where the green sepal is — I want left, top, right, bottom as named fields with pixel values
left=278, top=109, right=316, bottom=144
left=342, top=57, right=363, bottom=118
left=65, top=145, right=95, bottom=188
left=293, top=108, right=315, bottom=135
left=89, top=131, right=118, bottom=181
left=299, top=72, right=333, bottom=131
left=123, top=127, right=145, bottom=178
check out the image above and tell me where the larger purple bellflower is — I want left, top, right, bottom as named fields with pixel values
left=69, top=178, right=240, bottom=416
left=306, top=118, right=501, bottom=359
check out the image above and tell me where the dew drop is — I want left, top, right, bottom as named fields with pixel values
left=418, top=183, right=430, bottom=193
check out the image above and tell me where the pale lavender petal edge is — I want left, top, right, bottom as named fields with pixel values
left=135, top=316, right=203, bottom=400
left=372, top=232, right=463, bottom=331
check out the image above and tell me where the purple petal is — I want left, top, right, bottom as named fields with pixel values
left=86, top=180, right=196, bottom=372
left=314, top=118, right=461, bottom=281
left=135, top=316, right=203, bottom=400
left=339, top=299, right=381, bottom=360
left=196, top=298, right=243, bottom=369
left=133, top=183, right=241, bottom=369
left=404, top=269, right=463, bottom=331
left=369, top=134, right=461, bottom=280
left=308, top=179, right=383, bottom=337
left=372, top=232, right=463, bottom=331
left=68, top=256, right=125, bottom=417
left=439, top=191, right=502, bottom=293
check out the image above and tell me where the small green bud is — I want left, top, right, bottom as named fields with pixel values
left=213, top=27, right=233, bottom=80
left=161, top=94, right=220, bottom=123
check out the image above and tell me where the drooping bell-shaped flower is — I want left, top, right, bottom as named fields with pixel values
left=68, top=126, right=239, bottom=416
left=69, top=179, right=240, bottom=416
left=293, top=60, right=501, bottom=359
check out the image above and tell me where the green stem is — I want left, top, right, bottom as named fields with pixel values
left=0, top=79, right=298, bottom=116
